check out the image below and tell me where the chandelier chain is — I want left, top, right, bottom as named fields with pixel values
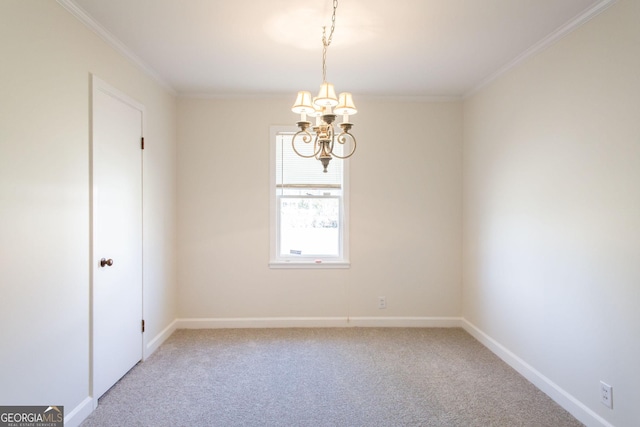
left=321, top=0, right=338, bottom=83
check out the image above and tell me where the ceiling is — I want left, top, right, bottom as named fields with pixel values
left=65, top=0, right=609, bottom=98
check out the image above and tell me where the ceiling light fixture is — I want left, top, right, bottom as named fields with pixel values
left=290, top=0, right=357, bottom=173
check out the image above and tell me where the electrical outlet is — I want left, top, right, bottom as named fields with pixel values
left=600, top=381, right=613, bottom=409
left=378, top=296, right=386, bottom=309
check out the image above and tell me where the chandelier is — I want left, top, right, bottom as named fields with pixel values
left=290, top=0, right=357, bottom=173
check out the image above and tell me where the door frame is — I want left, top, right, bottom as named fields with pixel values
left=89, top=74, right=145, bottom=405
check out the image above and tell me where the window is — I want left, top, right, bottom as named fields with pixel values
left=270, top=126, right=349, bottom=268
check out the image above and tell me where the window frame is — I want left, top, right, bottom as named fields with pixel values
left=269, top=126, right=350, bottom=269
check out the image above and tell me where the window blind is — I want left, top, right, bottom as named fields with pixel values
left=276, top=133, right=343, bottom=188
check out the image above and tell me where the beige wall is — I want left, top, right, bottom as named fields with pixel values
left=177, top=97, right=463, bottom=320
left=462, top=0, right=640, bottom=425
left=0, top=1, right=178, bottom=424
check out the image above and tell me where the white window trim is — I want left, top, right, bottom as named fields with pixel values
left=269, top=126, right=350, bottom=269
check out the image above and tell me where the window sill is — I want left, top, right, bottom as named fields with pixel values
left=269, top=260, right=350, bottom=269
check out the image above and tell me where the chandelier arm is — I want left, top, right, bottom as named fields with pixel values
left=291, top=129, right=322, bottom=158
left=331, top=130, right=356, bottom=159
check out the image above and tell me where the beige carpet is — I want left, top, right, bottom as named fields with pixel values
left=81, top=328, right=583, bottom=426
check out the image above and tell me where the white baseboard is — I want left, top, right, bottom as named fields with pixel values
left=144, top=319, right=178, bottom=360
left=177, top=317, right=347, bottom=329
left=175, top=316, right=463, bottom=329
left=461, top=319, right=613, bottom=427
left=63, top=396, right=94, bottom=427
left=348, top=316, right=462, bottom=328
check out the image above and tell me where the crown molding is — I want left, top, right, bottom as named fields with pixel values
left=56, top=0, right=176, bottom=95
left=464, top=0, right=618, bottom=99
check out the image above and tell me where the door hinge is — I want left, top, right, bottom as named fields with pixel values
left=141, top=137, right=145, bottom=150
left=141, top=319, right=145, bottom=333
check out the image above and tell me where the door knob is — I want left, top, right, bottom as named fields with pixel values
left=100, top=258, right=114, bottom=267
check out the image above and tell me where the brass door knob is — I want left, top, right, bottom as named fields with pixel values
left=100, top=258, right=114, bottom=267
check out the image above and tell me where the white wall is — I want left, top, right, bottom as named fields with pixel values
left=177, top=97, right=462, bottom=322
left=0, top=1, right=177, bottom=424
left=462, top=1, right=640, bottom=425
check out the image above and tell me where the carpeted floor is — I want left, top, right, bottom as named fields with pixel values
left=81, top=328, right=583, bottom=426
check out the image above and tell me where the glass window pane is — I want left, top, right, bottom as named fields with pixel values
left=279, top=197, right=340, bottom=257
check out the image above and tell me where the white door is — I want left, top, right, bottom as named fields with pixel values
left=91, top=76, right=143, bottom=400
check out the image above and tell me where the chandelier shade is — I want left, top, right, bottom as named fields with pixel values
left=314, top=82, right=339, bottom=108
left=291, top=91, right=315, bottom=114
left=334, top=92, right=357, bottom=116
